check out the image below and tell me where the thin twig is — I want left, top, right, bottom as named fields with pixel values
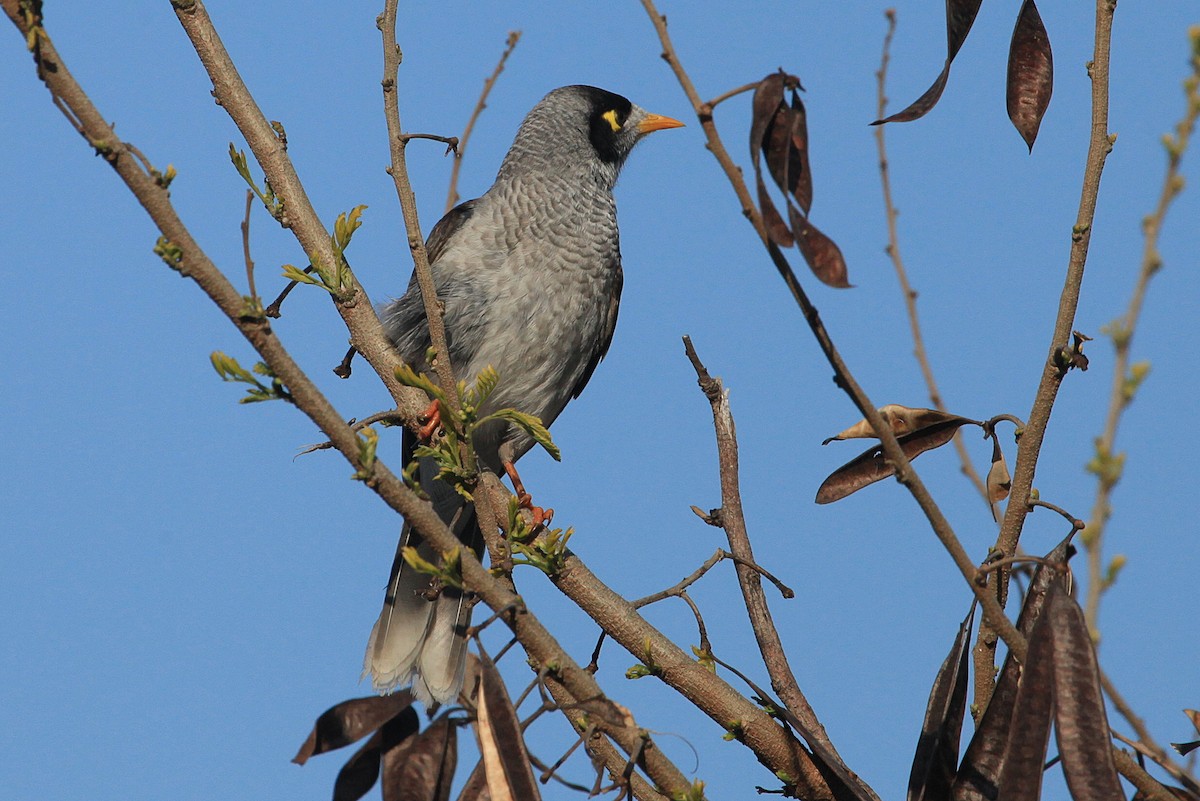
left=873, top=9, right=989, bottom=506
left=683, top=335, right=869, bottom=801
left=974, top=554, right=1062, bottom=578
left=296, top=408, right=407, bottom=455
left=398, top=131, right=459, bottom=152
left=704, top=81, right=758, bottom=111
left=1084, top=44, right=1200, bottom=631
left=1027, top=498, right=1086, bottom=530
left=445, top=30, right=521, bottom=213
left=240, top=189, right=259, bottom=305
left=263, top=265, right=310, bottom=318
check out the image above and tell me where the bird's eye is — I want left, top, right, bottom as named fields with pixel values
left=601, top=109, right=624, bottom=132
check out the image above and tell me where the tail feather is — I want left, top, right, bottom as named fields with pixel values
left=364, top=451, right=481, bottom=704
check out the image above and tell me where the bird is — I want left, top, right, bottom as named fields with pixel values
left=364, top=85, right=683, bottom=705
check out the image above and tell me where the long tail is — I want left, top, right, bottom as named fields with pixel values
left=364, top=448, right=481, bottom=705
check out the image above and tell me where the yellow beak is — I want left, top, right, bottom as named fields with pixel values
left=637, top=113, right=686, bottom=134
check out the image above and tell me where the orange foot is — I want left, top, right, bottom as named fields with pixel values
left=417, top=398, right=442, bottom=441
left=502, top=459, right=554, bottom=529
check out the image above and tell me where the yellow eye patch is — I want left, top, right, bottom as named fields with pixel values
left=601, top=109, right=622, bottom=132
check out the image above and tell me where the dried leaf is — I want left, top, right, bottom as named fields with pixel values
left=874, top=60, right=952, bottom=126
left=946, top=0, right=985, bottom=60
left=476, top=654, right=540, bottom=801
left=953, top=538, right=1073, bottom=801
left=873, top=0, right=982, bottom=125
left=762, top=94, right=812, bottom=214
left=995, top=592, right=1056, bottom=801
left=824, top=405, right=975, bottom=444
left=816, top=417, right=976, bottom=503
left=334, top=731, right=385, bottom=801
left=1048, top=589, right=1124, bottom=801
left=456, top=760, right=491, bottom=801
left=293, top=692, right=414, bottom=765
left=752, top=74, right=796, bottom=247
left=382, top=713, right=458, bottom=801
left=334, top=708, right=421, bottom=801
left=788, top=91, right=813, bottom=215
left=790, top=204, right=850, bottom=289
left=1007, top=0, right=1054, bottom=151
left=907, top=604, right=976, bottom=801
left=758, top=175, right=794, bottom=246
left=986, top=437, right=1012, bottom=514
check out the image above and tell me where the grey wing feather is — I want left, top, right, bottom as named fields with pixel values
left=570, top=258, right=622, bottom=400
left=426, top=199, right=478, bottom=265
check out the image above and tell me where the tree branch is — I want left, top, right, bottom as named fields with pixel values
left=170, top=0, right=421, bottom=417
left=1083, top=39, right=1199, bottom=631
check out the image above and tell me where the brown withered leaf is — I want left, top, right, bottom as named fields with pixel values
left=907, top=604, right=975, bottom=801
left=952, top=537, right=1073, bottom=801
left=1007, top=0, right=1054, bottom=151
left=1047, top=588, right=1124, bottom=801
left=986, top=437, right=1011, bottom=521
left=790, top=204, right=850, bottom=288
left=382, top=713, right=458, bottom=801
left=788, top=91, right=813, bottom=215
left=758, top=177, right=794, bottom=246
left=456, top=760, right=491, bottom=801
left=762, top=95, right=813, bottom=215
left=873, top=0, right=982, bottom=125
left=823, top=405, right=975, bottom=444
left=873, top=60, right=951, bottom=126
left=333, top=709, right=421, bottom=801
left=816, top=416, right=976, bottom=503
left=293, top=692, right=414, bottom=765
left=334, top=731, right=386, bottom=801
left=476, top=654, right=540, bottom=801
left=995, top=593, right=1057, bottom=801
left=751, top=74, right=793, bottom=246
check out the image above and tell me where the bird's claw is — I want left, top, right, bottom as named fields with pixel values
left=417, top=399, right=442, bottom=441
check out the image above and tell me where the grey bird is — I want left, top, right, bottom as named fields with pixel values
left=364, top=85, right=683, bottom=705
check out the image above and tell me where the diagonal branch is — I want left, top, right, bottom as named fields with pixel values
left=683, top=337, right=878, bottom=801
left=170, top=0, right=420, bottom=417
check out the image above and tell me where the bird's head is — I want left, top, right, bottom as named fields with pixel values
left=498, top=85, right=684, bottom=186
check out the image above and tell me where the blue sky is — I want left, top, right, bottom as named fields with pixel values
left=2, top=2, right=1197, bottom=799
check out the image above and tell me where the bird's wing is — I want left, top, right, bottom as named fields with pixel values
left=425, top=199, right=478, bottom=265
left=570, top=256, right=623, bottom=400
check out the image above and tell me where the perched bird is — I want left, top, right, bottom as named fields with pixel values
left=365, top=85, right=683, bottom=704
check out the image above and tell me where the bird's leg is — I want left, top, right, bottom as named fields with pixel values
left=502, top=460, right=553, bottom=529
left=417, top=398, right=442, bottom=441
